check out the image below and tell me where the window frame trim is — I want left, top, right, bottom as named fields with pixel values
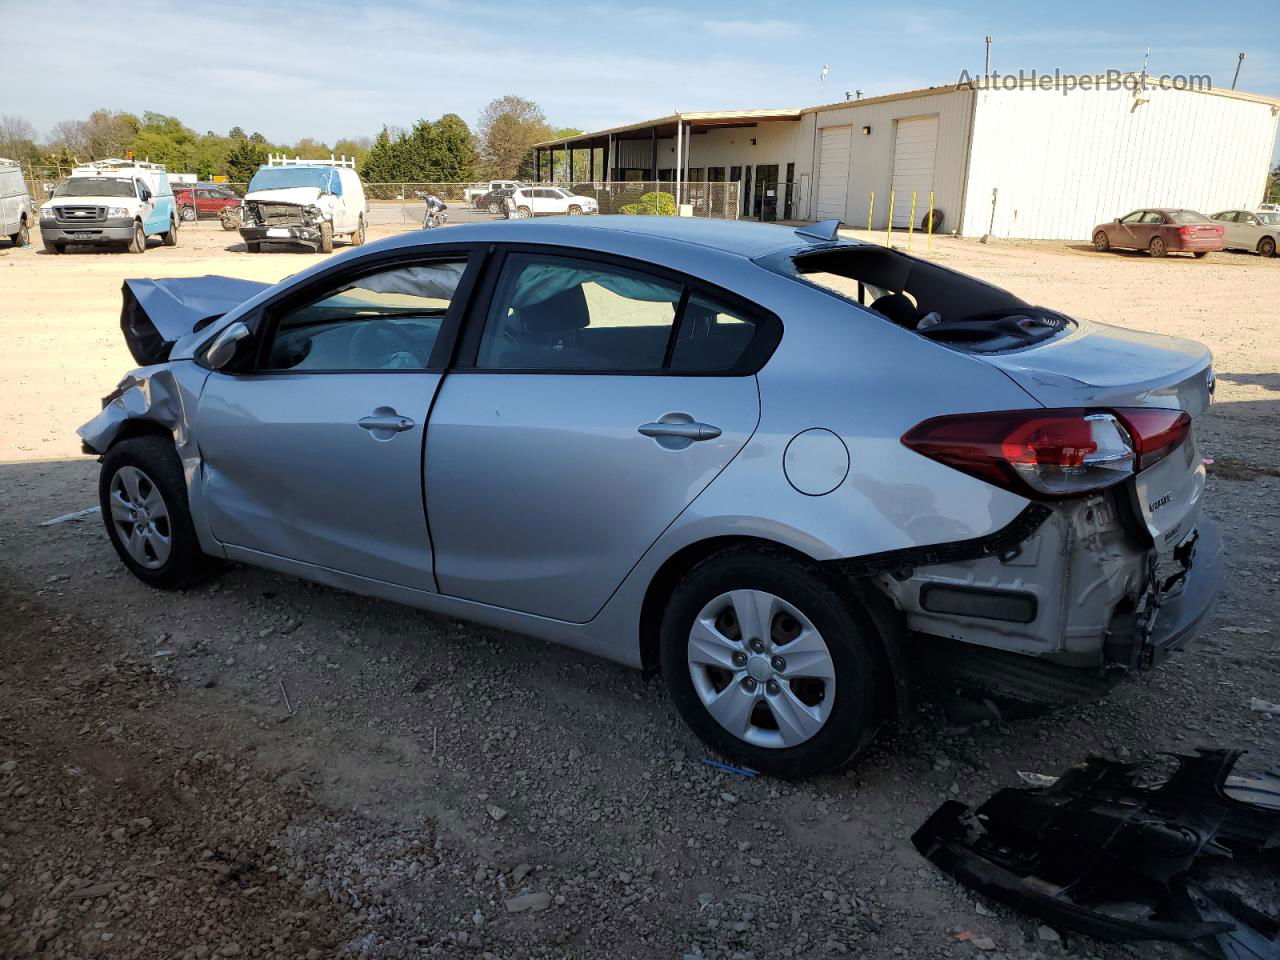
left=451, top=243, right=781, bottom=378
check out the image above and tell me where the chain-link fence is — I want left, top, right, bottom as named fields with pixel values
left=27, top=175, right=742, bottom=231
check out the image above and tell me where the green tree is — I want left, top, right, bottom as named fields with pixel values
left=476, top=95, right=552, bottom=179
left=426, top=114, right=475, bottom=182
left=229, top=126, right=246, bottom=140
left=226, top=139, right=268, bottom=183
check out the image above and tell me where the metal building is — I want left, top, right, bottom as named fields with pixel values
left=531, top=78, right=1280, bottom=241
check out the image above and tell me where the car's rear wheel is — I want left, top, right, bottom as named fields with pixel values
left=318, top=221, right=334, bottom=253
left=568, top=205, right=582, bottom=216
left=99, top=436, right=219, bottom=590
left=128, top=222, right=146, bottom=254
left=1149, top=236, right=1167, bottom=258
left=180, top=205, right=197, bottom=222
left=1259, top=236, right=1276, bottom=258
left=1093, top=230, right=1110, bottom=252
left=659, top=550, right=879, bottom=778
left=350, top=216, right=365, bottom=246
left=487, top=201, right=500, bottom=214
left=162, top=217, right=178, bottom=247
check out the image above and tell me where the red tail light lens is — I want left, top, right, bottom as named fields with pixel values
left=1113, top=408, right=1191, bottom=470
left=1178, top=225, right=1193, bottom=237
left=902, top=409, right=1136, bottom=498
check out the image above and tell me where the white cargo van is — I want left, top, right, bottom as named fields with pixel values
left=0, top=158, right=34, bottom=248
left=238, top=154, right=367, bottom=253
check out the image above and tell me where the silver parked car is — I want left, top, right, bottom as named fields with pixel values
left=1209, top=208, right=1280, bottom=257
left=80, top=217, right=1221, bottom=778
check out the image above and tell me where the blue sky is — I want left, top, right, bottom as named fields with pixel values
left=11, top=0, right=1280, bottom=160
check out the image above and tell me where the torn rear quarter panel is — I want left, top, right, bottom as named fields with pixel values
left=121, top=276, right=270, bottom=365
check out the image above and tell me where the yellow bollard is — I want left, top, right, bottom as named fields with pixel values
left=886, top=191, right=895, bottom=246
left=908, top=191, right=917, bottom=251
left=927, top=191, right=935, bottom=253
left=867, top=191, right=874, bottom=232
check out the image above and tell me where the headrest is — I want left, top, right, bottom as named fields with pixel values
left=518, top=284, right=589, bottom=336
left=870, top=292, right=920, bottom=328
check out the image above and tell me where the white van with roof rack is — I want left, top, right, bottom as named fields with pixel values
left=1, top=158, right=34, bottom=248
left=38, top=159, right=177, bottom=254
left=239, top=154, right=367, bottom=254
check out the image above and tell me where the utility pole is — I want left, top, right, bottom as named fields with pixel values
left=1232, top=52, right=1246, bottom=90
left=985, top=36, right=992, bottom=75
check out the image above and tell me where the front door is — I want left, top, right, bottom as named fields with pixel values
left=753, top=165, right=779, bottom=221
left=426, top=249, right=767, bottom=623
left=196, top=255, right=473, bottom=590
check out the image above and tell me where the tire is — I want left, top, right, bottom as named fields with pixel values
left=162, top=217, right=178, bottom=247
left=568, top=205, right=582, bottom=216
left=1193, top=251, right=1210, bottom=259
left=180, top=205, right=197, bottom=222
left=487, top=201, right=500, bottom=214
left=318, top=221, right=334, bottom=253
left=10, top=219, right=29, bottom=247
left=128, top=222, right=146, bottom=254
left=99, top=435, right=219, bottom=590
left=350, top=217, right=365, bottom=246
left=245, top=241, right=261, bottom=253
left=659, top=550, right=880, bottom=779
left=1260, top=236, right=1276, bottom=258
left=1149, top=236, right=1167, bottom=258
left=920, top=209, right=945, bottom=233
left=43, top=237, right=61, bottom=254
left=1093, top=230, right=1110, bottom=252
left=517, top=206, right=532, bottom=219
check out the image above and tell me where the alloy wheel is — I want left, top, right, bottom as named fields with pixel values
left=687, top=590, right=836, bottom=749
left=108, top=466, right=172, bottom=569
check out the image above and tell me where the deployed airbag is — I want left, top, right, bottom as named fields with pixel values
left=121, top=276, right=270, bottom=365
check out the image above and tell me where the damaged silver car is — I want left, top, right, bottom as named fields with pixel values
left=80, top=217, right=1222, bottom=778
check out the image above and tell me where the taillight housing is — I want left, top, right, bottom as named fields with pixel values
left=902, top=408, right=1190, bottom=499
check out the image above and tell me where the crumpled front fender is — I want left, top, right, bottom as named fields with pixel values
left=77, top=364, right=198, bottom=456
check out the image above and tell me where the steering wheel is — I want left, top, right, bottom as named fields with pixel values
left=348, top=318, right=424, bottom=369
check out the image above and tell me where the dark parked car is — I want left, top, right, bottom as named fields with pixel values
left=477, top=186, right=517, bottom=214
left=175, top=185, right=242, bottom=222
left=1092, top=209, right=1224, bottom=258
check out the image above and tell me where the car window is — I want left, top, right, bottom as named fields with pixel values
left=476, top=253, right=683, bottom=371
left=1119, top=211, right=1144, bottom=224
left=669, top=292, right=761, bottom=372
left=261, top=259, right=467, bottom=372
left=1258, top=212, right=1280, bottom=226
left=1212, top=211, right=1236, bottom=222
left=1140, top=211, right=1164, bottom=224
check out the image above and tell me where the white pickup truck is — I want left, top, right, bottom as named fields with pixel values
left=463, top=180, right=525, bottom=206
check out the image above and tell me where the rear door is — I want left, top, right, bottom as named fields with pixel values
left=425, top=248, right=771, bottom=622
left=196, top=252, right=476, bottom=589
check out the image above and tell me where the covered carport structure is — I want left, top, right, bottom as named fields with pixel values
left=532, top=109, right=803, bottom=210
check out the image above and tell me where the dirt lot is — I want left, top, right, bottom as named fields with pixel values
left=1, top=220, right=1278, bottom=960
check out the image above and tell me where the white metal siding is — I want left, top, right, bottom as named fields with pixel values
left=890, top=116, right=938, bottom=227
left=798, top=89, right=973, bottom=229
left=815, top=126, right=852, bottom=220
left=961, top=86, right=1280, bottom=240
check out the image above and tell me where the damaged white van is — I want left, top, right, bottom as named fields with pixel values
left=238, top=155, right=367, bottom=254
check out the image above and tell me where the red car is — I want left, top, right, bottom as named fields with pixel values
left=1092, top=208, right=1224, bottom=258
left=175, top=185, right=243, bottom=222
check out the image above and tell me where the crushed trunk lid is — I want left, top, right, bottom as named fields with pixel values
left=121, top=276, right=270, bottom=366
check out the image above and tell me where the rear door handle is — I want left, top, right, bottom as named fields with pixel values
left=358, top=411, right=415, bottom=434
left=639, top=421, right=722, bottom=441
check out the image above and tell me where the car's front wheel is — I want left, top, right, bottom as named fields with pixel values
left=99, top=435, right=218, bottom=589
left=318, top=221, right=334, bottom=253
left=127, top=222, right=146, bottom=254
left=180, top=205, right=197, bottom=222
left=660, top=550, right=879, bottom=778
left=568, top=205, right=582, bottom=216
left=517, top=206, right=532, bottom=219
left=1259, top=236, right=1276, bottom=258
left=1093, top=230, right=1110, bottom=252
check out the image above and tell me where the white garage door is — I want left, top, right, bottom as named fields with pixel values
left=891, top=115, right=938, bottom=227
left=815, top=126, right=852, bottom=221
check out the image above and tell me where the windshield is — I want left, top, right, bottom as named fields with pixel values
left=1257, top=212, right=1280, bottom=226
left=247, top=167, right=341, bottom=195
left=1169, top=210, right=1211, bottom=224
left=54, top=177, right=136, bottom=199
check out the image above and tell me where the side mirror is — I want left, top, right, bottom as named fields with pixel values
left=206, top=321, right=251, bottom=370
left=139, top=188, right=152, bottom=202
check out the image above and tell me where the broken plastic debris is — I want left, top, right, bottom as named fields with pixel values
left=39, top=506, right=101, bottom=526
left=1015, top=771, right=1059, bottom=787
left=701, top=758, right=759, bottom=778
left=1249, top=699, right=1280, bottom=716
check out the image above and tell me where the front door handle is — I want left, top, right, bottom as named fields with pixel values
left=639, top=421, right=722, bottom=441
left=358, top=408, right=415, bottom=438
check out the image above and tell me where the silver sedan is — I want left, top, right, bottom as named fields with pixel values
left=81, top=216, right=1222, bottom=777
left=1210, top=208, right=1280, bottom=257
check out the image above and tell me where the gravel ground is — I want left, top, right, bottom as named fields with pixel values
left=1, top=221, right=1278, bottom=959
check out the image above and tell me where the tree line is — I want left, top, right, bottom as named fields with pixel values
left=0, top=96, right=584, bottom=184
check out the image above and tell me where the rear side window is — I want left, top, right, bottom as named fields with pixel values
left=473, top=252, right=778, bottom=374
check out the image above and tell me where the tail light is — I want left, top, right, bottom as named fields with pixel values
left=902, top=408, right=1190, bottom=498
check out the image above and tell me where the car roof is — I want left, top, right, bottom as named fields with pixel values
left=360, top=215, right=835, bottom=261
